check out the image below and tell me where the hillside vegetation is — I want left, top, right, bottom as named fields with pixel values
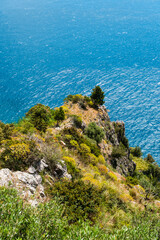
left=0, top=86, right=160, bottom=239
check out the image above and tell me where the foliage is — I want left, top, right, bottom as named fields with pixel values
left=86, top=153, right=98, bottom=165
left=80, top=143, right=91, bottom=155
left=54, top=107, right=65, bottom=125
left=85, top=122, right=105, bottom=144
left=63, top=156, right=80, bottom=180
left=111, top=144, right=126, bottom=158
left=126, top=176, right=139, bottom=186
left=72, top=115, right=82, bottom=128
left=70, top=140, right=79, bottom=149
left=52, top=180, right=104, bottom=223
left=26, top=104, right=52, bottom=132
left=131, top=155, right=149, bottom=171
left=0, top=187, right=160, bottom=240
left=113, top=122, right=129, bottom=149
left=90, top=86, right=105, bottom=106
left=107, top=171, right=118, bottom=181
left=16, top=119, right=36, bottom=134
left=62, top=127, right=101, bottom=156
left=0, top=141, right=40, bottom=171
left=130, top=146, right=142, bottom=157
left=64, top=94, right=83, bottom=103
left=144, top=154, right=155, bottom=163
left=98, top=155, right=106, bottom=164
left=41, top=142, right=62, bottom=174
left=83, top=136, right=101, bottom=157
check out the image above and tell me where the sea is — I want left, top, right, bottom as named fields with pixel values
left=0, top=0, right=160, bottom=163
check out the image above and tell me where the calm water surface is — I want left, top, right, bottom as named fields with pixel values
left=0, top=0, right=160, bottom=162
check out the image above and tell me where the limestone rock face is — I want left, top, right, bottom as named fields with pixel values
left=110, top=156, right=136, bottom=176
left=0, top=168, right=45, bottom=205
left=98, top=106, right=110, bottom=122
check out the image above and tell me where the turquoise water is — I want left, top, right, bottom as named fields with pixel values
left=0, top=0, right=160, bottom=162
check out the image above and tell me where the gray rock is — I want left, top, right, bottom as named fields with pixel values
left=36, top=159, right=48, bottom=172
left=28, top=166, right=36, bottom=174
left=14, top=171, right=41, bottom=187
left=0, top=168, right=13, bottom=186
left=53, top=161, right=72, bottom=180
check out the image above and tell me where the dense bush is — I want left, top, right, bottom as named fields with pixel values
left=130, top=146, right=142, bottom=157
left=17, top=119, right=36, bottom=134
left=52, top=180, right=104, bottom=223
left=64, top=94, right=83, bottom=103
left=85, top=122, right=105, bottom=144
left=72, top=115, right=82, bottom=128
left=1, top=140, right=41, bottom=171
left=111, top=143, right=126, bottom=158
left=126, top=176, right=139, bottom=185
left=26, top=104, right=52, bottom=132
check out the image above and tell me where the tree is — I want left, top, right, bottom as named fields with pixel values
left=144, top=154, right=155, bottom=163
left=90, top=86, right=105, bottom=106
left=130, top=146, right=142, bottom=157
left=54, top=107, right=65, bottom=126
left=26, top=104, right=51, bottom=132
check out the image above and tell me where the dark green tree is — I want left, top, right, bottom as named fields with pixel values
left=26, top=104, right=51, bottom=132
left=54, top=107, right=65, bottom=126
left=130, top=146, right=142, bottom=158
left=90, top=86, right=105, bottom=106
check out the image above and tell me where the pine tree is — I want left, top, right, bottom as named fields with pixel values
left=90, top=86, right=105, bottom=106
left=54, top=107, right=65, bottom=126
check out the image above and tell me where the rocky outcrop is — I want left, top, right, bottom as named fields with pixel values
left=0, top=159, right=71, bottom=206
left=98, top=106, right=110, bottom=122
left=53, top=161, right=72, bottom=180
left=110, top=156, right=136, bottom=176
left=0, top=168, right=45, bottom=206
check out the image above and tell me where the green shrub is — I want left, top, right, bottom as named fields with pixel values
left=111, top=144, right=126, bottom=158
left=130, top=146, right=142, bottom=157
left=26, top=104, right=52, bottom=132
left=126, top=176, right=139, bottom=185
left=70, top=140, right=79, bottom=149
left=41, top=142, right=62, bottom=174
left=63, top=157, right=80, bottom=180
left=85, top=122, right=105, bottom=144
left=62, top=127, right=83, bottom=144
left=83, top=136, right=101, bottom=157
left=17, top=119, right=36, bottom=134
left=1, top=140, right=41, bottom=171
left=64, top=94, right=84, bottom=104
left=52, top=180, right=104, bottom=223
left=72, top=115, right=82, bottom=128
left=80, top=143, right=91, bottom=155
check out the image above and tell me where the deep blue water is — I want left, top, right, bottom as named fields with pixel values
left=0, top=0, right=160, bottom=163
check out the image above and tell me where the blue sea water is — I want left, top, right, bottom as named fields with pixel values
left=0, top=0, right=160, bottom=163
